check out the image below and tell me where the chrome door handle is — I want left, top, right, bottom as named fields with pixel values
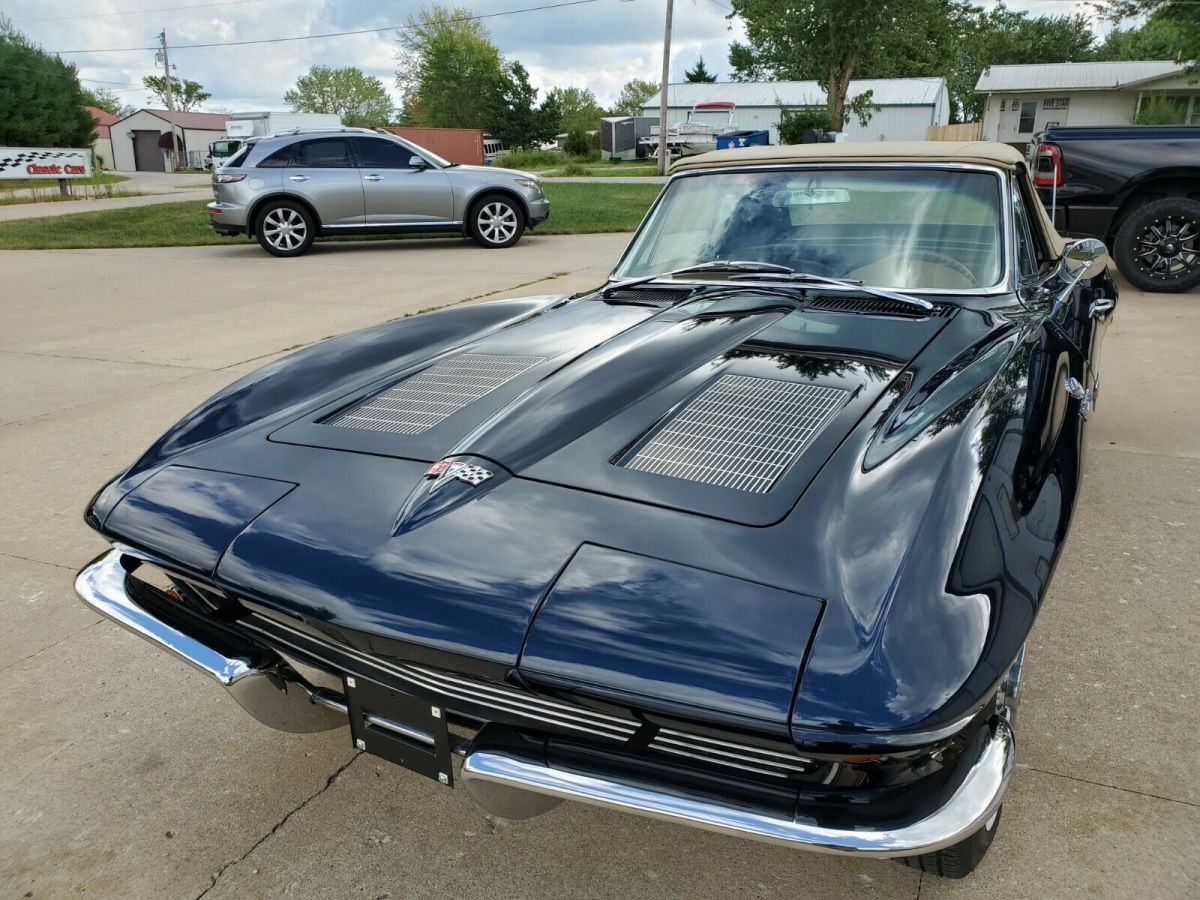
left=1064, top=376, right=1094, bottom=420
left=288, top=175, right=309, bottom=182
left=1089, top=296, right=1114, bottom=319
left=363, top=174, right=384, bottom=182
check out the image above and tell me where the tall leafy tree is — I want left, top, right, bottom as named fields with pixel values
left=1101, top=1, right=1198, bottom=74
left=397, top=4, right=506, bottom=128
left=284, top=65, right=393, bottom=126
left=0, top=17, right=95, bottom=146
left=612, top=78, right=658, bottom=116
left=685, top=56, right=718, bottom=82
left=81, top=86, right=131, bottom=117
left=143, top=75, right=211, bottom=112
left=545, top=86, right=604, bottom=134
left=488, top=62, right=557, bottom=148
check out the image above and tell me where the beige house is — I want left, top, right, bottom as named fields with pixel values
left=977, top=60, right=1197, bottom=146
left=109, top=109, right=229, bottom=172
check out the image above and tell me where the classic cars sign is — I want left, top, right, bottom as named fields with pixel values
left=0, top=147, right=93, bottom=179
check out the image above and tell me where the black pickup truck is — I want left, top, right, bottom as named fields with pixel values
left=1032, top=125, right=1200, bottom=292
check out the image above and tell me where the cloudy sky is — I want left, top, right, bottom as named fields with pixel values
left=3, top=0, right=1108, bottom=112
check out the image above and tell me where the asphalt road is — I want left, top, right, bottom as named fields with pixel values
left=1, top=237, right=1197, bottom=899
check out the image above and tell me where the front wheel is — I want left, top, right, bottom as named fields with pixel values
left=256, top=201, right=316, bottom=257
left=469, top=193, right=525, bottom=248
left=1113, top=196, right=1200, bottom=293
left=898, top=805, right=1002, bottom=879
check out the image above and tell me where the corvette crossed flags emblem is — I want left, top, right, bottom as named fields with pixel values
left=423, top=459, right=493, bottom=489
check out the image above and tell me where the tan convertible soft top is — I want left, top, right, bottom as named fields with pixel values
left=670, top=141, right=1028, bottom=172
left=668, top=141, right=1065, bottom=255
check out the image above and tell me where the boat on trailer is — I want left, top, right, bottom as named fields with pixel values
left=641, top=101, right=738, bottom=157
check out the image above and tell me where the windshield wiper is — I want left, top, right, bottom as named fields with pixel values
left=604, top=260, right=795, bottom=295
left=728, top=272, right=934, bottom=312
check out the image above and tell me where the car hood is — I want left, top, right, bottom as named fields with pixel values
left=92, top=289, right=1030, bottom=739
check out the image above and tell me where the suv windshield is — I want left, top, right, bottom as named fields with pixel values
left=616, top=167, right=1004, bottom=291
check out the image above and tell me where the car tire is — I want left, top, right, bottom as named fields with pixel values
left=469, top=193, right=525, bottom=248
left=1113, top=196, right=1200, bottom=293
left=255, top=200, right=316, bottom=257
left=897, top=805, right=1002, bottom=879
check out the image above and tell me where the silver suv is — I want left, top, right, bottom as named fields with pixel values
left=207, top=127, right=550, bottom=257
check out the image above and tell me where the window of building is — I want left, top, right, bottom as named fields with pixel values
left=1017, top=101, right=1037, bottom=134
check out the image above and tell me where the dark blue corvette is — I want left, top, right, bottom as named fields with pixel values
left=77, top=143, right=1115, bottom=878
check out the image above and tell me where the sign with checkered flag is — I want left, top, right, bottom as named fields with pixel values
left=0, top=148, right=93, bottom=180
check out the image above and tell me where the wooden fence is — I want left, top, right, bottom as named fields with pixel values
left=927, top=122, right=984, bottom=141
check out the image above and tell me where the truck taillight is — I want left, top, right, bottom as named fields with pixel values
left=1035, top=143, right=1063, bottom=187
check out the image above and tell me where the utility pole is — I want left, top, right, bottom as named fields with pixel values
left=156, top=29, right=179, bottom=171
left=657, top=0, right=673, bottom=176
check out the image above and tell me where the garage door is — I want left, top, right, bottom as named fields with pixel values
left=133, top=130, right=164, bottom=171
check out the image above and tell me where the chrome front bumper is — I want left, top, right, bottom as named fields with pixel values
left=76, top=548, right=1015, bottom=858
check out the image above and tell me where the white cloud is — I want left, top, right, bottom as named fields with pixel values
left=2, top=0, right=1109, bottom=113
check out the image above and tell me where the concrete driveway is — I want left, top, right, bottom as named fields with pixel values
left=1, top=238, right=1196, bottom=899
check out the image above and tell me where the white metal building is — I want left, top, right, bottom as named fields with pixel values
left=109, top=109, right=229, bottom=171
left=976, top=61, right=1196, bottom=145
left=640, top=79, right=951, bottom=143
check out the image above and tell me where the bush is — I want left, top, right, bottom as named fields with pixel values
left=1132, top=94, right=1189, bottom=125
left=563, top=128, right=593, bottom=156
left=499, top=148, right=564, bottom=169
left=777, top=106, right=834, bottom=144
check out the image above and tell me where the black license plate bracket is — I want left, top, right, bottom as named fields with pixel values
left=344, top=675, right=454, bottom=786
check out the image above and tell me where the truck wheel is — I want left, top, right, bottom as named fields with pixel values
left=897, top=805, right=1002, bottom=879
left=256, top=200, right=316, bottom=257
left=469, top=193, right=525, bottom=248
left=1113, top=197, right=1200, bottom=293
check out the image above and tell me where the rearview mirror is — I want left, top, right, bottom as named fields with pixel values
left=409, top=155, right=429, bottom=169
left=1060, top=237, right=1108, bottom=281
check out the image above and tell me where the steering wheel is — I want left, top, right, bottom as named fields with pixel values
left=906, top=249, right=980, bottom=288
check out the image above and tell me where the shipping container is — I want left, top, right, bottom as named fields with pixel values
left=380, top=127, right=484, bottom=165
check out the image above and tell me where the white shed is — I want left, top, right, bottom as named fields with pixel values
left=976, top=61, right=1196, bottom=146
left=640, top=78, right=950, bottom=144
left=109, top=109, right=229, bottom=172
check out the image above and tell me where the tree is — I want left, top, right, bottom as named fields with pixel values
left=142, top=74, right=211, bottom=112
left=545, top=86, right=604, bottom=135
left=0, top=17, right=95, bottom=146
left=728, top=0, right=959, bottom=127
left=396, top=5, right=508, bottom=129
left=81, top=86, right=131, bottom=117
left=488, top=61, right=556, bottom=148
left=284, top=65, right=393, bottom=127
left=1100, top=1, right=1197, bottom=74
left=684, top=56, right=717, bottom=82
left=612, top=78, right=658, bottom=116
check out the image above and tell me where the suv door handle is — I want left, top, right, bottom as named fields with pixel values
left=363, top=174, right=384, bottom=182
left=288, top=175, right=309, bottom=182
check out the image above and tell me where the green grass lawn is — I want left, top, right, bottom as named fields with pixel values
left=0, top=182, right=661, bottom=250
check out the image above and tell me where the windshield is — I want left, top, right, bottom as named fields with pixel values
left=615, top=167, right=1005, bottom=291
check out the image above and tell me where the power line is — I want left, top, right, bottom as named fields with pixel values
left=12, top=0, right=270, bottom=25
left=51, top=0, right=603, bottom=54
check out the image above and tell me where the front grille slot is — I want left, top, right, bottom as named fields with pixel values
left=324, top=352, right=546, bottom=434
left=602, top=287, right=692, bottom=305
left=623, top=374, right=850, bottom=493
left=242, top=614, right=813, bottom=781
left=808, top=296, right=953, bottom=318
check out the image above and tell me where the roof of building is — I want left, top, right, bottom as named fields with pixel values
left=84, top=105, right=119, bottom=137
left=113, top=109, right=230, bottom=130
left=642, top=78, right=948, bottom=110
left=975, top=60, right=1187, bottom=93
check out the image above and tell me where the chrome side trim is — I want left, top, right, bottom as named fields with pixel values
left=462, top=717, right=1015, bottom=858
left=322, top=220, right=463, bottom=229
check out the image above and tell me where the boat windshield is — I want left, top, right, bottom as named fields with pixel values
left=615, top=167, right=1005, bottom=291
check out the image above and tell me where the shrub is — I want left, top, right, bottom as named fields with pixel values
left=556, top=161, right=591, bottom=176
left=499, top=148, right=564, bottom=169
left=1132, top=94, right=1189, bottom=125
left=563, top=128, right=593, bottom=156
left=777, top=106, right=834, bottom=144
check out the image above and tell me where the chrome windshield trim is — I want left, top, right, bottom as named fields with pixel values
left=610, top=162, right=1014, bottom=297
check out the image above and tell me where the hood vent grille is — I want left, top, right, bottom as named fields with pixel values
left=623, top=374, right=850, bottom=494
left=808, top=296, right=953, bottom=318
left=325, top=352, right=546, bottom=435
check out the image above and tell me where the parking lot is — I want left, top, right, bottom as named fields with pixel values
left=1, top=236, right=1197, bottom=899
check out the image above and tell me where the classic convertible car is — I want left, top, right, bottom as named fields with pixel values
left=77, top=142, right=1115, bottom=878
